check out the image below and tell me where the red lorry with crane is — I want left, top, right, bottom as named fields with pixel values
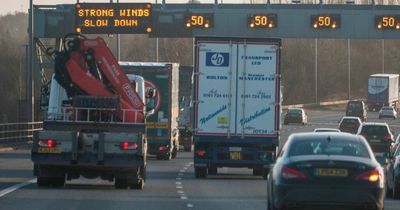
left=31, top=34, right=154, bottom=189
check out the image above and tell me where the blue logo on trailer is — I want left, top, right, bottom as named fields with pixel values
left=206, top=52, right=229, bottom=67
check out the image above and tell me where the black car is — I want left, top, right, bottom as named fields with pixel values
left=338, top=116, right=362, bottom=134
left=346, top=100, right=367, bottom=121
left=357, top=122, right=394, bottom=153
left=267, top=132, right=385, bottom=210
left=386, top=146, right=400, bottom=198
left=283, top=108, right=307, bottom=125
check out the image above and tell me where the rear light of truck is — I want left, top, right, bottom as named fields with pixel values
left=120, top=142, right=138, bottom=150
left=38, top=139, right=57, bottom=148
left=195, top=149, right=206, bottom=157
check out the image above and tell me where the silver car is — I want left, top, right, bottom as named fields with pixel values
left=379, top=106, right=397, bottom=119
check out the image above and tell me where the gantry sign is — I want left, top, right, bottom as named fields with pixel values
left=33, top=3, right=400, bottom=39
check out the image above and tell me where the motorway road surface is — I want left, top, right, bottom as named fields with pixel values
left=1, top=106, right=400, bottom=210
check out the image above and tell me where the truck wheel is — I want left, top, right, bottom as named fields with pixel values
left=115, top=178, right=128, bottom=189
left=253, top=168, right=263, bottom=176
left=37, top=176, right=50, bottom=187
left=53, top=177, right=65, bottom=187
left=194, top=167, right=207, bottom=178
left=208, top=167, right=217, bottom=175
left=130, top=179, right=144, bottom=190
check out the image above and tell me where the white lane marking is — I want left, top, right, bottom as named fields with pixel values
left=178, top=173, right=184, bottom=176
left=176, top=182, right=182, bottom=185
left=181, top=196, right=188, bottom=200
left=176, top=185, right=183, bottom=189
left=187, top=204, right=193, bottom=208
left=180, top=169, right=185, bottom=172
left=177, top=190, right=185, bottom=194
left=176, top=177, right=182, bottom=180
left=0, top=179, right=36, bottom=197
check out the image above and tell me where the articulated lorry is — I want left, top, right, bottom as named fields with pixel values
left=178, top=97, right=193, bottom=152
left=192, top=37, right=281, bottom=179
left=119, top=62, right=180, bottom=160
left=367, top=74, right=400, bottom=111
left=32, top=35, right=154, bottom=189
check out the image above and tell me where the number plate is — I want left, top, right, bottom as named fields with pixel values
left=370, top=139, right=381, bottom=143
left=230, top=151, right=241, bottom=160
left=38, top=147, right=62, bottom=154
left=316, top=168, right=348, bottom=177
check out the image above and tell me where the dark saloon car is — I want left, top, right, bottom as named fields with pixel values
left=267, top=132, right=385, bottom=210
left=386, top=146, right=400, bottom=199
left=357, top=122, right=394, bottom=153
left=338, top=116, right=362, bottom=134
left=283, top=108, right=307, bottom=125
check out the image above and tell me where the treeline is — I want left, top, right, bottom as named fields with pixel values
left=0, top=13, right=28, bottom=123
left=1, top=12, right=400, bottom=122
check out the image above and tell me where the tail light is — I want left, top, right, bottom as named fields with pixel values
left=384, top=134, right=392, bottom=141
left=355, top=169, right=380, bottom=183
left=38, top=139, right=57, bottom=148
left=195, top=149, right=206, bottom=157
left=120, top=141, right=139, bottom=150
left=159, top=146, right=169, bottom=151
left=281, top=167, right=307, bottom=179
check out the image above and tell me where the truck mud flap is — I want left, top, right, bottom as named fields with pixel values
left=97, top=133, right=105, bottom=164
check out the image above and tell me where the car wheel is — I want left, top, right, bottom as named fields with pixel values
left=262, top=168, right=270, bottom=180
left=172, top=148, right=177, bottom=159
left=164, top=153, right=172, bottom=160
left=393, top=178, right=400, bottom=199
left=386, top=179, right=393, bottom=198
left=115, top=178, right=128, bottom=189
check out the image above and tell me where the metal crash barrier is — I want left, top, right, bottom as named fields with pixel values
left=0, top=122, right=43, bottom=148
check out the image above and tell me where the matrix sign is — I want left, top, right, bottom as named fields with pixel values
left=311, top=14, right=340, bottom=29
left=75, top=3, right=152, bottom=34
left=375, top=15, right=400, bottom=30
left=247, top=14, right=277, bottom=29
left=184, top=13, right=213, bottom=28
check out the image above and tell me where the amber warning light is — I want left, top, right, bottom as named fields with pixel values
left=75, top=3, right=152, bottom=34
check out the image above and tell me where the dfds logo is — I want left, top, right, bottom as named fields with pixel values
left=206, top=52, right=229, bottom=67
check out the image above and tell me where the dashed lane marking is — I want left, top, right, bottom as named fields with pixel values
left=187, top=204, right=194, bottom=208
left=0, top=179, right=36, bottom=198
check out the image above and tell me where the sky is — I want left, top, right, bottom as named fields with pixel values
left=0, top=0, right=242, bottom=15
left=1, top=0, right=398, bottom=15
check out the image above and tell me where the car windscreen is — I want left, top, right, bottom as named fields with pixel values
left=287, top=109, right=302, bottom=114
left=382, top=107, right=393, bottom=111
left=340, top=119, right=359, bottom=126
left=360, top=125, right=389, bottom=136
left=347, top=102, right=362, bottom=110
left=288, top=138, right=370, bottom=158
